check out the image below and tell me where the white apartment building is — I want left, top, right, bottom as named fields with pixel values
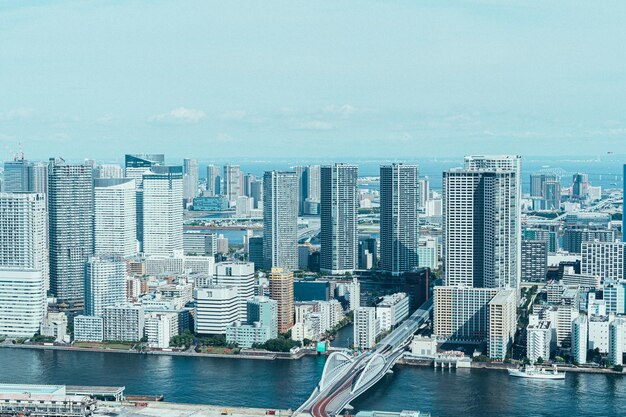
left=418, top=236, right=438, bottom=270
left=0, top=193, right=49, bottom=290
left=194, top=286, right=239, bottom=335
left=74, top=315, right=104, bottom=342
left=215, top=262, right=255, bottom=322
left=0, top=268, right=45, bottom=338
left=84, top=256, right=127, bottom=317
left=103, top=304, right=145, bottom=342
left=527, top=320, right=552, bottom=364
left=142, top=166, right=183, bottom=257
left=603, top=280, right=626, bottom=315
left=354, top=307, right=379, bottom=350
left=581, top=241, right=625, bottom=281
left=349, top=277, right=361, bottom=311
left=571, top=315, right=588, bottom=365
left=588, top=315, right=610, bottom=353
left=94, top=178, right=137, bottom=257
left=376, top=293, right=410, bottom=332
left=145, top=312, right=179, bottom=348
left=144, top=254, right=214, bottom=276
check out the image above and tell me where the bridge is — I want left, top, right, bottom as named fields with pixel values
left=296, top=299, right=433, bottom=417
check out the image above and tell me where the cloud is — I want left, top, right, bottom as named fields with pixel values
left=97, top=114, right=114, bottom=124
left=149, top=107, right=206, bottom=123
left=216, top=133, right=234, bottom=143
left=297, top=120, right=334, bottom=130
left=322, top=104, right=360, bottom=118
left=219, top=110, right=247, bottom=121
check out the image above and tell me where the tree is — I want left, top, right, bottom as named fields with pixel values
left=613, top=364, right=624, bottom=372
left=536, top=357, right=544, bottom=365
left=522, top=357, right=531, bottom=365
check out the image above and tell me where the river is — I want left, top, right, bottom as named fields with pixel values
left=1, top=346, right=625, bottom=416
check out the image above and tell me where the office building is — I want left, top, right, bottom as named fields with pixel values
left=572, top=173, right=589, bottom=199
left=354, top=307, right=379, bottom=349
left=206, top=164, right=221, bottom=196
left=571, top=315, right=588, bottom=365
left=0, top=268, right=45, bottom=338
left=581, top=241, right=625, bottom=281
left=183, top=158, right=199, bottom=201
left=142, top=166, right=183, bottom=256
left=527, top=320, right=552, bottom=364
left=358, top=237, right=377, bottom=270
left=3, top=160, right=32, bottom=192
left=404, top=268, right=429, bottom=313
left=94, top=178, right=137, bottom=257
left=194, top=286, right=239, bottom=335
left=215, top=262, right=256, bottom=321
left=624, top=164, right=626, bottom=243
left=603, top=280, right=626, bottom=315
left=223, top=164, right=243, bottom=202
left=588, top=314, right=610, bottom=353
left=192, top=196, right=229, bottom=211
left=102, top=303, right=145, bottom=342
left=380, top=164, right=419, bottom=276
left=94, top=164, right=123, bottom=179
left=269, top=268, right=294, bottom=333
left=0, top=193, right=49, bottom=290
left=521, top=240, right=548, bottom=282
left=320, top=164, right=358, bottom=275
left=433, top=286, right=499, bottom=341
left=48, top=162, right=94, bottom=302
left=263, top=171, right=298, bottom=271
left=376, top=292, right=410, bottom=332
left=84, top=256, right=127, bottom=317
left=418, top=177, right=430, bottom=207
left=294, top=280, right=330, bottom=302
left=292, top=165, right=321, bottom=215
left=443, top=155, right=521, bottom=289
left=226, top=296, right=278, bottom=348
left=529, top=173, right=560, bottom=210
left=564, top=228, right=615, bottom=254
left=487, top=289, right=516, bottom=360
left=418, top=236, right=438, bottom=270
left=248, top=236, right=264, bottom=270
left=183, top=233, right=217, bottom=256
left=74, top=315, right=104, bottom=342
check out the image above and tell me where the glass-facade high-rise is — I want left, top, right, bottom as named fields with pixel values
left=263, top=171, right=298, bottom=271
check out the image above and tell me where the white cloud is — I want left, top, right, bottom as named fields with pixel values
left=216, top=133, right=234, bottom=143
left=149, top=107, right=206, bottom=123
left=322, top=104, right=360, bottom=118
left=297, top=120, right=334, bottom=130
left=97, top=114, right=114, bottom=124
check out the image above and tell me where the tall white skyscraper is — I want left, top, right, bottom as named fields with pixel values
left=224, top=164, right=243, bottom=203
left=142, top=166, right=183, bottom=257
left=84, top=255, right=127, bottom=317
left=94, top=178, right=137, bottom=258
left=263, top=171, right=298, bottom=271
left=320, top=164, right=358, bottom=275
left=48, top=162, right=94, bottom=302
left=380, top=163, right=419, bottom=276
left=0, top=193, right=49, bottom=290
left=443, top=155, right=521, bottom=289
left=183, top=158, right=199, bottom=201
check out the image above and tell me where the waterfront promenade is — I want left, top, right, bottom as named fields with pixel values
left=97, top=402, right=289, bottom=417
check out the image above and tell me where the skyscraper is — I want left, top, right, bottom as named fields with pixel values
left=142, top=166, right=183, bottom=257
left=206, top=164, right=221, bottom=196
left=269, top=267, right=294, bottom=334
left=0, top=193, right=49, bottom=290
left=84, top=255, right=127, bottom=317
left=94, top=178, right=137, bottom=257
left=28, top=162, right=49, bottom=196
left=293, top=165, right=321, bottom=215
left=623, top=164, right=625, bottom=242
left=263, top=171, right=298, bottom=271
left=223, top=164, right=243, bottom=202
left=183, top=158, right=199, bottom=201
left=320, top=164, right=358, bottom=275
left=48, top=162, right=94, bottom=302
left=124, top=154, right=164, bottom=250
left=3, top=160, right=32, bottom=192
left=443, top=155, right=521, bottom=289
left=380, top=163, right=419, bottom=276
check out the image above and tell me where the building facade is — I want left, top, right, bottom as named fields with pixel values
left=262, top=171, right=298, bottom=271
left=84, top=256, right=127, bottom=317
left=94, top=178, right=137, bottom=258
left=269, top=268, right=294, bottom=333
left=0, top=268, right=45, bottom=338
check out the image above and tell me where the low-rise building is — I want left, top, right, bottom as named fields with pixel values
left=103, top=304, right=144, bottom=342
left=145, top=312, right=178, bottom=348
left=410, top=335, right=437, bottom=358
left=588, top=315, right=611, bottom=353
left=74, top=315, right=104, bottom=342
left=376, top=292, right=410, bottom=332
left=226, top=296, right=278, bottom=348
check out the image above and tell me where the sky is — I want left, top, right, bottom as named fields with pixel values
left=1, top=1, right=626, bottom=162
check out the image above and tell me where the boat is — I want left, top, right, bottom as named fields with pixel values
left=508, top=364, right=565, bottom=380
